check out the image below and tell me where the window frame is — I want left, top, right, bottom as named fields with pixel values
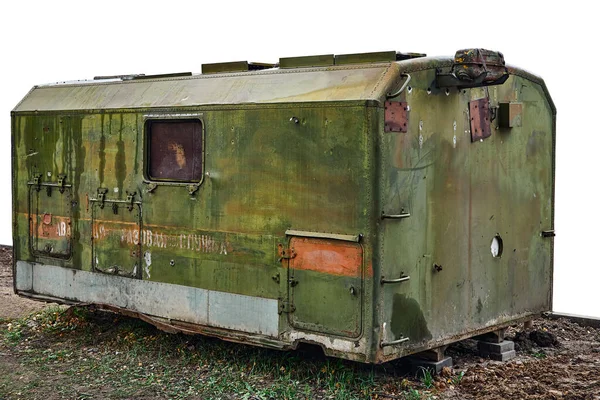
left=142, top=114, right=206, bottom=187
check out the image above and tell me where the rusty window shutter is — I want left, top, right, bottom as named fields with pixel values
left=147, top=120, right=203, bottom=182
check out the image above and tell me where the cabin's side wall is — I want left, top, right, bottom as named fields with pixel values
left=376, top=68, right=555, bottom=361
left=12, top=101, right=379, bottom=361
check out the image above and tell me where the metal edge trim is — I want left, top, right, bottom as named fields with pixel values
left=285, top=229, right=361, bottom=243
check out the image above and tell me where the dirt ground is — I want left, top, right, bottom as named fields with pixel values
left=1, top=245, right=600, bottom=399
left=0, top=246, right=52, bottom=319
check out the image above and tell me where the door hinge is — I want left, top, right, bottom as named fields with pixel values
left=279, top=300, right=295, bottom=314
left=277, top=244, right=296, bottom=261
left=271, top=273, right=280, bottom=283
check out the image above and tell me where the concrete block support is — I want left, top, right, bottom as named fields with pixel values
left=478, top=340, right=516, bottom=361
left=407, top=356, right=453, bottom=375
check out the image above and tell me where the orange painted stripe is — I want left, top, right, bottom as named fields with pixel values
left=290, top=237, right=363, bottom=277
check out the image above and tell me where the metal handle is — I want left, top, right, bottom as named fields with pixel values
left=380, top=275, right=410, bottom=284
left=381, top=212, right=410, bottom=220
left=541, top=230, right=555, bottom=238
left=386, top=73, right=412, bottom=98
left=380, top=337, right=409, bottom=347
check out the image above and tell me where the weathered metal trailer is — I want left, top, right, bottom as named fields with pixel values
left=11, top=49, right=555, bottom=363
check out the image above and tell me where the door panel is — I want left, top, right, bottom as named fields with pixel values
left=29, top=184, right=72, bottom=258
left=91, top=200, right=142, bottom=278
left=288, top=237, right=363, bottom=338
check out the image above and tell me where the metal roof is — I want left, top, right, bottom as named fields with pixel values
left=13, top=62, right=403, bottom=112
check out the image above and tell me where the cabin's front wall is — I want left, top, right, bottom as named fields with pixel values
left=12, top=101, right=379, bottom=362
left=376, top=67, right=555, bottom=361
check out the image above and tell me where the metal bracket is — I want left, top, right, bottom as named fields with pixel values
left=146, top=182, right=158, bottom=193
left=97, top=188, right=108, bottom=209
left=188, top=184, right=200, bottom=196
left=271, top=273, right=280, bottom=284
left=277, top=244, right=296, bottom=261
left=380, top=275, right=410, bottom=284
left=288, top=278, right=299, bottom=287
left=32, top=173, right=42, bottom=192
left=57, top=174, right=67, bottom=193
left=381, top=211, right=411, bottom=219
left=126, top=191, right=136, bottom=211
left=279, top=301, right=296, bottom=314
left=380, top=337, right=409, bottom=347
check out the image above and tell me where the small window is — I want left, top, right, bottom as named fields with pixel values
left=146, top=119, right=203, bottom=182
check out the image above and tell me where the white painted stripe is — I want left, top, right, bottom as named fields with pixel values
left=16, top=261, right=279, bottom=337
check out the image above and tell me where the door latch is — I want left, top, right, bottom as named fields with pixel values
left=32, top=173, right=42, bottom=192
left=57, top=174, right=67, bottom=193
left=97, top=188, right=108, bottom=209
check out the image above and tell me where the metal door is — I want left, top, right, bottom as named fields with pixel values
left=28, top=178, right=72, bottom=258
left=91, top=194, right=142, bottom=278
left=287, top=236, right=363, bottom=338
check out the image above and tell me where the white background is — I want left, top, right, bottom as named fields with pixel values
left=1, top=1, right=598, bottom=316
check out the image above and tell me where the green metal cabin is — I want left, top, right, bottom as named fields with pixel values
left=11, top=49, right=555, bottom=363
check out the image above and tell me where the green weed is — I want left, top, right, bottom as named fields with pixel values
left=418, top=366, right=435, bottom=389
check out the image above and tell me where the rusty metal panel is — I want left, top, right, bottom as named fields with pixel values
left=469, top=98, right=492, bottom=141
left=384, top=101, right=408, bottom=133
left=288, top=237, right=363, bottom=338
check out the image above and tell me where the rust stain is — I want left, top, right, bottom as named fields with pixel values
left=469, top=98, right=492, bottom=141
left=30, top=214, right=71, bottom=240
left=43, top=213, right=52, bottom=225
left=384, top=101, right=408, bottom=133
left=291, top=237, right=363, bottom=277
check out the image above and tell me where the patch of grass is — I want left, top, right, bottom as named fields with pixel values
left=531, top=350, right=547, bottom=359
left=418, top=366, right=435, bottom=389
left=3, top=321, right=23, bottom=343
left=451, top=370, right=465, bottom=385
left=1, top=306, right=437, bottom=399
